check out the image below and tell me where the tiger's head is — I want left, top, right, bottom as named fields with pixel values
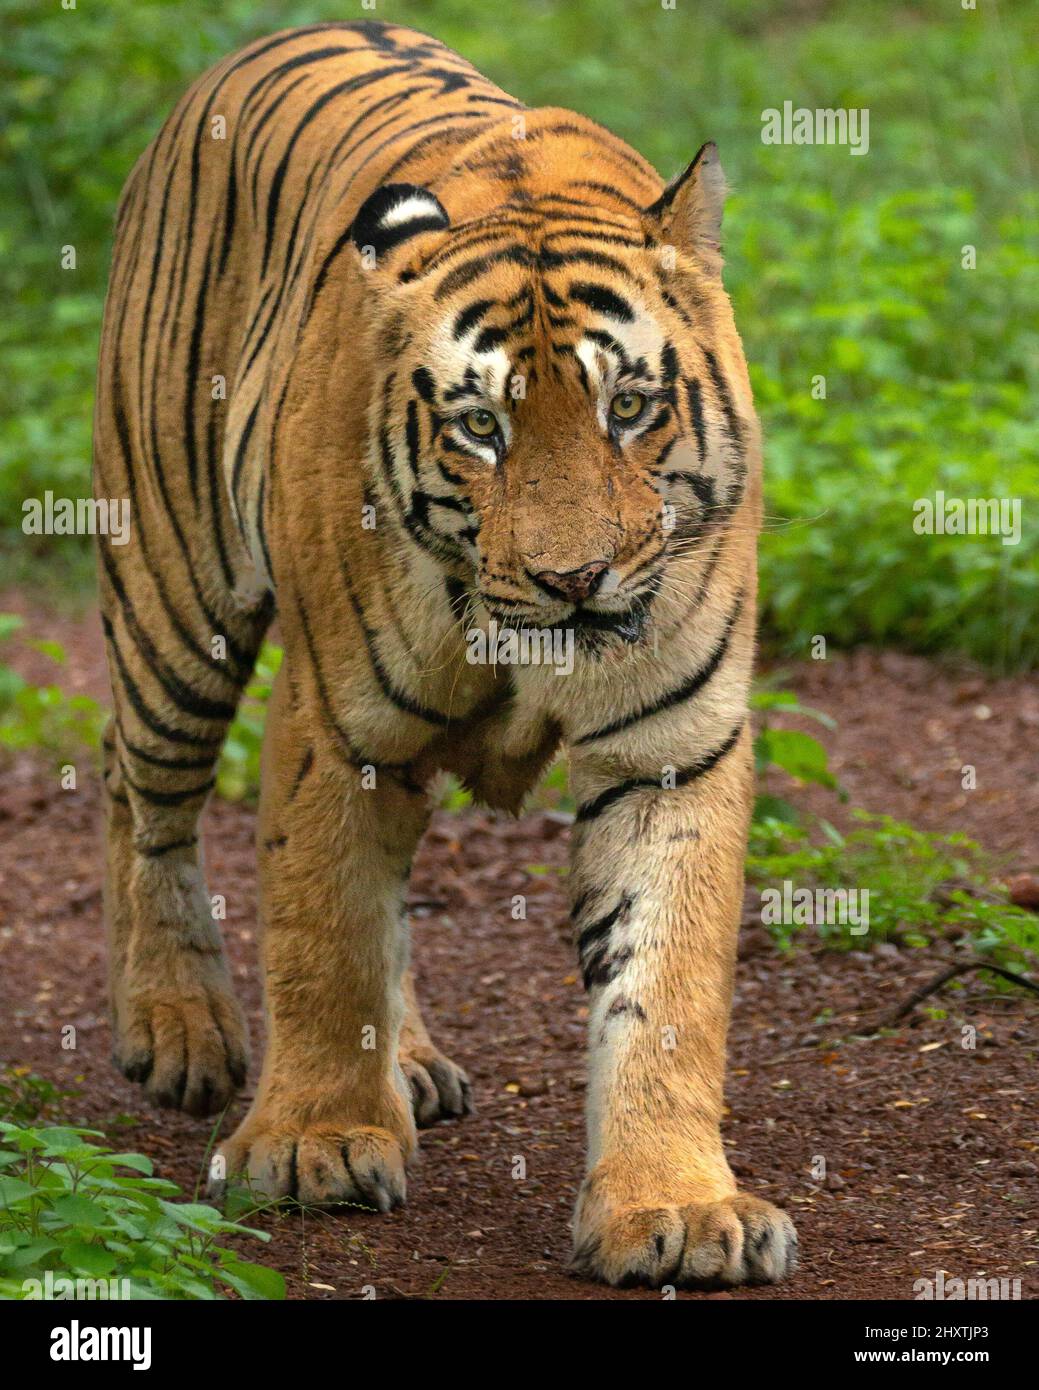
left=351, top=115, right=757, bottom=648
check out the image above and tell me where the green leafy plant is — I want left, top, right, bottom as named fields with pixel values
left=750, top=684, right=841, bottom=826
left=747, top=810, right=1039, bottom=975
left=0, top=614, right=104, bottom=759
left=0, top=1067, right=74, bottom=1125
left=0, top=1120, right=285, bottom=1301
left=216, top=640, right=282, bottom=802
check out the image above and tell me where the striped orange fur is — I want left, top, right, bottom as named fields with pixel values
left=93, top=20, right=795, bottom=1288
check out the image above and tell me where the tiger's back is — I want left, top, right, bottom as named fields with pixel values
left=98, top=22, right=519, bottom=629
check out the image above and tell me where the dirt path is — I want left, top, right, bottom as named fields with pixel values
left=1, top=603, right=1037, bottom=1299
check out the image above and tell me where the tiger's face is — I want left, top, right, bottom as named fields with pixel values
left=356, top=140, right=755, bottom=647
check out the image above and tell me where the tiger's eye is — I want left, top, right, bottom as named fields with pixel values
left=610, top=391, right=646, bottom=422
left=463, top=408, right=499, bottom=438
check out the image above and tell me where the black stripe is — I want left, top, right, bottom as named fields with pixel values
left=242, top=71, right=308, bottom=163
left=664, top=469, right=715, bottom=508
left=575, top=590, right=745, bottom=744
left=118, top=727, right=217, bottom=772
left=140, top=836, right=199, bottom=858
left=569, top=282, right=634, bottom=322
left=467, top=93, right=521, bottom=109
left=123, top=767, right=215, bottom=806
left=575, top=894, right=633, bottom=990
left=433, top=244, right=536, bottom=300
left=659, top=280, right=694, bottom=329
left=412, top=366, right=438, bottom=403
left=571, top=887, right=597, bottom=921
left=445, top=576, right=470, bottom=619
left=109, top=241, right=256, bottom=681
left=651, top=438, right=677, bottom=472
left=205, top=385, right=237, bottom=591
left=575, top=719, right=745, bottom=823
left=452, top=300, right=493, bottom=338
left=585, top=946, right=634, bottom=991
left=100, top=553, right=238, bottom=722
left=349, top=110, right=492, bottom=204
left=182, top=227, right=214, bottom=501
left=340, top=557, right=453, bottom=726
left=376, top=383, right=467, bottom=565
left=411, top=489, right=473, bottom=518
left=287, top=747, right=314, bottom=801
left=231, top=398, right=262, bottom=522
left=293, top=586, right=422, bottom=791
left=686, top=378, right=707, bottom=462
left=473, top=325, right=512, bottom=354
left=262, top=65, right=413, bottom=275
left=125, top=344, right=258, bottom=675
left=539, top=246, right=636, bottom=278
left=576, top=895, right=631, bottom=960
left=309, top=226, right=354, bottom=309
left=565, top=180, right=645, bottom=212
left=543, top=227, right=643, bottom=249
left=405, top=398, right=422, bottom=477
left=644, top=406, right=672, bottom=436
left=702, top=348, right=743, bottom=444
left=419, top=222, right=532, bottom=277
left=437, top=457, right=467, bottom=487
left=103, top=616, right=224, bottom=751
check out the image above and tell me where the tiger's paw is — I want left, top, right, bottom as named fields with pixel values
left=571, top=1191, right=798, bottom=1289
left=113, top=980, right=248, bottom=1118
left=399, top=1044, right=473, bottom=1127
left=210, top=1122, right=408, bottom=1212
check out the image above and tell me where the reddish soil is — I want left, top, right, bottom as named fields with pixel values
left=0, top=599, right=1037, bottom=1300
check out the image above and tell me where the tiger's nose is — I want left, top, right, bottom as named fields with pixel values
left=531, top=560, right=609, bottom=604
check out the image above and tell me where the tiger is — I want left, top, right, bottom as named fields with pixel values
left=93, top=19, right=797, bottom=1290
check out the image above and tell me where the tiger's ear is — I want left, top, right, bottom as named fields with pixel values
left=645, top=142, right=727, bottom=273
left=350, top=183, right=450, bottom=265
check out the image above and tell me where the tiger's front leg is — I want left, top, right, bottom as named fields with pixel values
left=214, top=661, right=427, bottom=1210
left=568, top=721, right=797, bottom=1288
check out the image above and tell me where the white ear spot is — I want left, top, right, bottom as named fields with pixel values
left=378, top=192, right=446, bottom=231
left=350, top=182, right=450, bottom=259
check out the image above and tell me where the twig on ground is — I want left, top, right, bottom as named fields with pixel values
left=754, top=957, right=1038, bottom=1068
left=875, top=957, right=1039, bottom=1029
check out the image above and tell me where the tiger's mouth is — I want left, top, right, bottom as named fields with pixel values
left=480, top=594, right=653, bottom=648
left=569, top=568, right=661, bottom=645
left=569, top=603, right=649, bottom=645
left=479, top=562, right=662, bottom=650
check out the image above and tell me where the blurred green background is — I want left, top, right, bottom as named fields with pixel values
left=2, top=0, right=1037, bottom=665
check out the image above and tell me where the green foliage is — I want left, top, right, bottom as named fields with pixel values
left=0, top=1119, right=285, bottom=1301
left=749, top=692, right=1038, bottom=977
left=215, top=641, right=282, bottom=802
left=745, top=186, right=1039, bottom=670
left=2, top=0, right=1037, bottom=665
left=748, top=811, right=1039, bottom=974
left=0, top=1067, right=74, bottom=1126
left=0, top=614, right=104, bottom=760
left=750, top=684, right=841, bottom=824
